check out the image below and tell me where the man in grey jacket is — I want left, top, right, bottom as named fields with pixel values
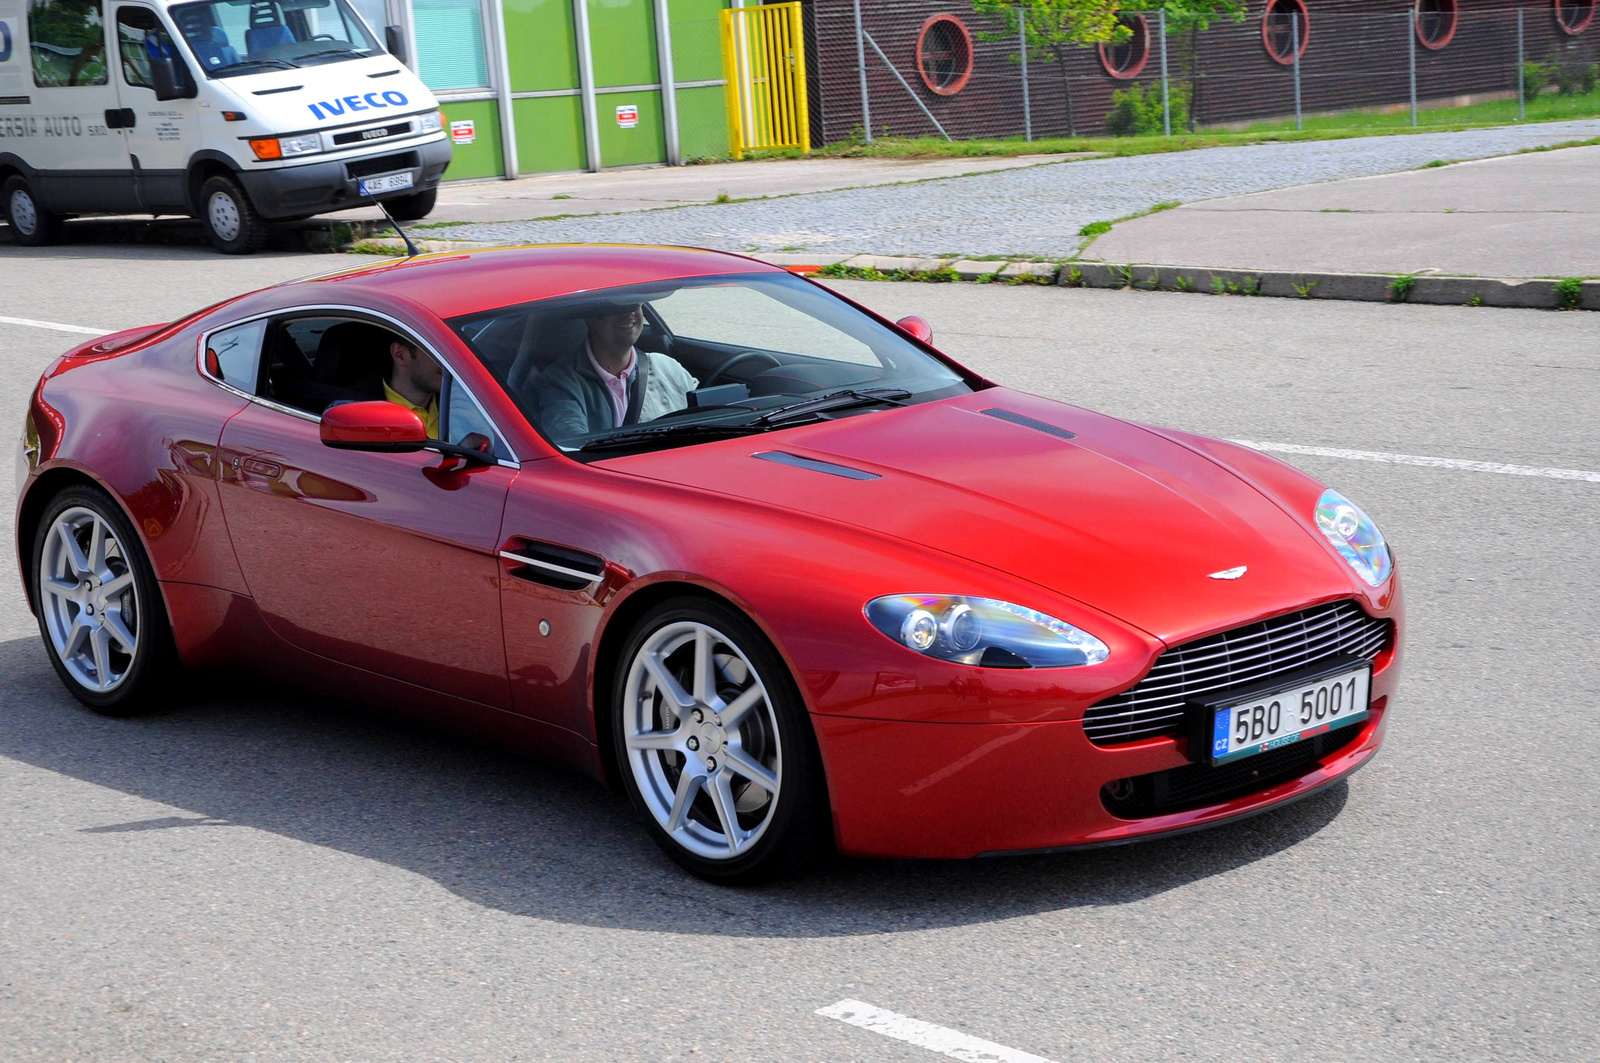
left=535, top=303, right=699, bottom=442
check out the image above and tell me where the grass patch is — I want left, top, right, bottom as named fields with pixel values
left=1292, top=277, right=1320, bottom=299
left=412, top=219, right=474, bottom=230
left=551, top=193, right=573, bottom=200
left=1389, top=273, right=1419, bottom=302
left=348, top=241, right=402, bottom=256
left=1555, top=276, right=1585, bottom=309
left=814, top=263, right=959, bottom=283
left=1079, top=220, right=1113, bottom=238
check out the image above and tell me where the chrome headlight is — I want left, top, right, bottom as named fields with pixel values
left=1315, top=489, right=1392, bottom=587
left=278, top=134, right=321, bottom=157
left=865, top=594, right=1110, bottom=668
left=419, top=109, right=444, bottom=134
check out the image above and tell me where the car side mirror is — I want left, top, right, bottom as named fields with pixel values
left=150, top=54, right=196, bottom=101
left=896, top=315, right=933, bottom=344
left=321, top=401, right=428, bottom=452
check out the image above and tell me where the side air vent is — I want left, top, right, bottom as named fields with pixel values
left=251, top=84, right=302, bottom=95
left=752, top=451, right=880, bottom=481
left=500, top=539, right=605, bottom=591
left=979, top=408, right=1078, bottom=441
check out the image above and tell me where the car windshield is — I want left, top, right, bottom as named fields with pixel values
left=449, top=272, right=974, bottom=457
left=169, top=0, right=380, bottom=78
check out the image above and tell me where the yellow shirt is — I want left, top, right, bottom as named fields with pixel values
left=383, top=381, right=440, bottom=439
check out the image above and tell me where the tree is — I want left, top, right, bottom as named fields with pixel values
left=969, top=0, right=1245, bottom=136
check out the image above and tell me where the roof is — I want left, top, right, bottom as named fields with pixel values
left=304, top=244, right=784, bottom=319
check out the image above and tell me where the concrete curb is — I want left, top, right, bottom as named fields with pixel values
left=0, top=215, right=394, bottom=251
left=1061, top=263, right=1600, bottom=310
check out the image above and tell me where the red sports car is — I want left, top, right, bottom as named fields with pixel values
left=14, top=246, right=1402, bottom=882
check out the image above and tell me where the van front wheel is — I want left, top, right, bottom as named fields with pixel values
left=385, top=188, right=436, bottom=222
left=198, top=174, right=267, bottom=255
left=4, top=176, right=64, bottom=246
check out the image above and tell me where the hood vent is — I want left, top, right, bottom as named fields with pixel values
left=252, top=84, right=302, bottom=95
left=753, top=451, right=880, bottom=481
left=500, top=539, right=605, bottom=592
left=980, top=407, right=1078, bottom=441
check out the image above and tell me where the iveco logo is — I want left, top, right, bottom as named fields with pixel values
left=1208, top=566, right=1248, bottom=580
left=360, top=127, right=388, bottom=140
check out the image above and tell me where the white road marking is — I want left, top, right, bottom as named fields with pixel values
left=1233, top=439, right=1600, bottom=484
left=0, top=315, right=111, bottom=336
left=817, top=1000, right=1060, bottom=1063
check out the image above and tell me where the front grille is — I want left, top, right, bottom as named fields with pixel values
left=1084, top=600, right=1391, bottom=746
left=1101, top=722, right=1364, bottom=819
left=345, top=151, right=418, bottom=179
left=333, top=121, right=412, bottom=146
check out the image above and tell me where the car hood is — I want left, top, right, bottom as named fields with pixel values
left=603, top=389, right=1354, bottom=645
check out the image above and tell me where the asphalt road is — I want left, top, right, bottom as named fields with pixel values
left=1, top=248, right=1597, bottom=1062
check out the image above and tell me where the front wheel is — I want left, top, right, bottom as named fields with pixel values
left=612, top=598, right=830, bottom=884
left=31, top=485, right=179, bottom=715
left=4, top=175, right=64, bottom=246
left=198, top=174, right=267, bottom=254
left=385, top=187, right=436, bottom=221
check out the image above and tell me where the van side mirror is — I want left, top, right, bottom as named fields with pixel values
left=385, top=24, right=409, bottom=66
left=151, top=54, right=196, bottom=101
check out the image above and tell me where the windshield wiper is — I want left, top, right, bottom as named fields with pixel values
left=576, top=421, right=764, bottom=453
left=745, top=388, right=911, bottom=427
left=297, top=48, right=371, bottom=61
left=218, top=57, right=300, bottom=72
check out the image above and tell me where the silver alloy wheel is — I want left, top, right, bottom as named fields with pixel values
left=207, top=190, right=242, bottom=242
left=623, top=621, right=783, bottom=860
left=10, top=187, right=38, bottom=235
left=38, top=506, right=140, bottom=693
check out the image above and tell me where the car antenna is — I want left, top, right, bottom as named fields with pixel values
left=368, top=193, right=421, bottom=258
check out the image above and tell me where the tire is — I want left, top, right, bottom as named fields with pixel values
left=612, top=598, right=831, bottom=884
left=198, top=174, right=267, bottom=254
left=384, top=187, right=437, bottom=222
left=31, top=485, right=180, bottom=716
left=4, top=175, right=64, bottom=246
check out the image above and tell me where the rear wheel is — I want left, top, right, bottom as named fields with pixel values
left=4, top=175, right=64, bottom=246
left=612, top=598, right=830, bottom=884
left=31, top=485, right=178, bottom=716
left=198, top=174, right=267, bottom=255
left=385, top=187, right=437, bottom=222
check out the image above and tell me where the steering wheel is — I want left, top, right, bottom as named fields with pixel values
left=705, top=350, right=782, bottom=388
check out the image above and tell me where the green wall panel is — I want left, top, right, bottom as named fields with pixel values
left=440, top=100, right=505, bottom=180
left=588, top=0, right=658, bottom=88
left=504, top=0, right=581, bottom=92
left=595, top=89, right=665, bottom=166
left=669, top=0, right=727, bottom=83
left=513, top=95, right=591, bottom=173
left=675, top=84, right=731, bottom=162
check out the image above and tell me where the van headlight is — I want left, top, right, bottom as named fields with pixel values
left=248, top=134, right=321, bottom=160
left=419, top=110, right=443, bottom=134
left=865, top=594, right=1110, bottom=668
left=1314, top=489, right=1392, bottom=587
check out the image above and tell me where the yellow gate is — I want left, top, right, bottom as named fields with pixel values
left=720, top=2, right=811, bottom=159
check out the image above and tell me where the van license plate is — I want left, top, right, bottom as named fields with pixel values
left=359, top=172, right=414, bottom=196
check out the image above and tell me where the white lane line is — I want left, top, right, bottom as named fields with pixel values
left=817, top=1000, right=1060, bottom=1063
left=1233, top=439, right=1600, bottom=484
left=0, top=315, right=111, bottom=336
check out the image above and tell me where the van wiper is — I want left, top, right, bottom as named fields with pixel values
left=744, top=388, right=911, bottom=427
left=297, top=47, right=371, bottom=61
left=576, top=420, right=765, bottom=453
left=220, top=57, right=300, bottom=72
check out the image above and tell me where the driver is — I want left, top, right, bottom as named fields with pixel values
left=383, top=336, right=443, bottom=438
left=535, top=303, right=698, bottom=439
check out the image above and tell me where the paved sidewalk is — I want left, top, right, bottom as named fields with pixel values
left=437, top=120, right=1600, bottom=257
left=1082, top=145, right=1600, bottom=278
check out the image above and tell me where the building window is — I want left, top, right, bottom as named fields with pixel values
left=29, top=0, right=109, bottom=87
left=1098, top=14, right=1150, bottom=79
left=916, top=14, right=972, bottom=96
left=1555, top=0, right=1597, bottom=35
left=1262, top=0, right=1310, bottom=66
left=412, top=0, right=488, bottom=91
left=1415, top=0, right=1458, bottom=50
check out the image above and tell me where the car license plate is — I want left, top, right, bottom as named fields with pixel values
left=1208, top=664, right=1370, bottom=765
left=358, top=172, right=414, bottom=196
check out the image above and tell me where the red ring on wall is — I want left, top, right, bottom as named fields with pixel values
left=916, top=15, right=974, bottom=96
left=1262, top=0, right=1311, bottom=66
left=1415, top=0, right=1458, bottom=51
left=1555, top=0, right=1597, bottom=35
left=1098, top=15, right=1151, bottom=80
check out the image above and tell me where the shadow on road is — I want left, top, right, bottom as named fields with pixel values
left=0, top=636, right=1348, bottom=936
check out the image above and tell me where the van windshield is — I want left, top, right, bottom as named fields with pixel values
left=169, top=0, right=380, bottom=78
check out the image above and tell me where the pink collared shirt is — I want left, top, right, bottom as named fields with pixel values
left=585, top=341, right=637, bottom=428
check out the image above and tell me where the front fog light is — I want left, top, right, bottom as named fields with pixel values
left=1315, top=489, right=1392, bottom=587
left=866, top=594, right=1109, bottom=668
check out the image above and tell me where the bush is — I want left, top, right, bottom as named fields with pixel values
left=1521, top=60, right=1556, bottom=100
left=1524, top=58, right=1599, bottom=98
left=1103, top=83, right=1190, bottom=137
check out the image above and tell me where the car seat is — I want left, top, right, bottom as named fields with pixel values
left=245, top=3, right=294, bottom=53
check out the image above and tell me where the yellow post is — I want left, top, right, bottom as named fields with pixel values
left=719, top=9, right=744, bottom=160
left=789, top=2, right=810, bottom=152
left=720, top=1, right=809, bottom=157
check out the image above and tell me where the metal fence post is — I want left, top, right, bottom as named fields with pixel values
left=652, top=0, right=680, bottom=165
left=1291, top=13, right=1302, bottom=132
left=853, top=0, right=871, bottom=143
left=1517, top=7, right=1526, bottom=121
left=1160, top=8, right=1170, bottom=137
left=1408, top=9, right=1418, bottom=127
left=1020, top=15, right=1032, bottom=142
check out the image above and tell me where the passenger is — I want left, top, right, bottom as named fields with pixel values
left=535, top=304, right=698, bottom=439
left=383, top=337, right=442, bottom=438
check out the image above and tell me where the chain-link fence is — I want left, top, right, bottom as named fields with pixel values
left=802, top=2, right=1600, bottom=146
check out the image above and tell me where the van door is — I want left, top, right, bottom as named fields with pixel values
left=112, top=5, right=195, bottom=211
left=20, top=0, right=137, bottom=212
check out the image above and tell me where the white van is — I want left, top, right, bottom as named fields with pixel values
left=0, top=0, right=449, bottom=252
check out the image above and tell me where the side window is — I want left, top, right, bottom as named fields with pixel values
left=114, top=5, right=171, bottom=89
left=204, top=319, right=267, bottom=393
left=30, top=0, right=109, bottom=87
